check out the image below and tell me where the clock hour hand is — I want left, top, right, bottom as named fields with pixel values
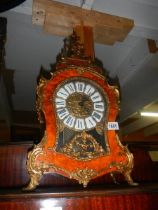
left=78, top=98, right=92, bottom=115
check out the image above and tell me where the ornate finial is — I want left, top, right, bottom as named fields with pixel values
left=59, top=31, right=86, bottom=60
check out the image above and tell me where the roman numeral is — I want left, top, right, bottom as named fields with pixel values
left=57, top=108, right=69, bottom=120
left=57, top=88, right=69, bottom=99
left=92, top=111, right=103, bottom=122
left=75, top=118, right=85, bottom=130
left=75, top=82, right=85, bottom=92
left=64, top=115, right=75, bottom=128
left=94, top=102, right=104, bottom=112
left=85, top=116, right=96, bottom=129
left=64, top=82, right=76, bottom=94
left=91, top=92, right=102, bottom=102
left=55, top=97, right=66, bottom=108
left=84, top=84, right=95, bottom=96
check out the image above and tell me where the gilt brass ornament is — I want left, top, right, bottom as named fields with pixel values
left=60, top=131, right=105, bottom=161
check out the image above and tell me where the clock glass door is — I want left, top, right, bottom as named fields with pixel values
left=54, top=78, right=109, bottom=160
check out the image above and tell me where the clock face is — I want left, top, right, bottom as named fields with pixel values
left=54, top=79, right=106, bottom=131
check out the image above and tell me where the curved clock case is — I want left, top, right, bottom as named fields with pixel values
left=24, top=33, right=136, bottom=190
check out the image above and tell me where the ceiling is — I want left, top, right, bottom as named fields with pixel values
left=0, top=0, right=158, bottom=142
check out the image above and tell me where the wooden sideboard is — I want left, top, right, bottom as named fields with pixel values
left=0, top=187, right=157, bottom=210
left=0, top=141, right=157, bottom=209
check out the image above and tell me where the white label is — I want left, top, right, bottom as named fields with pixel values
left=108, top=122, right=119, bottom=130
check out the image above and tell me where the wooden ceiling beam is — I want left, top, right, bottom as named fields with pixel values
left=32, top=0, right=134, bottom=45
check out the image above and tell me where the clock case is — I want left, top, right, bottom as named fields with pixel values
left=24, top=31, right=136, bottom=190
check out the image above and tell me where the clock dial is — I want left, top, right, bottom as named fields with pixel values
left=55, top=79, right=106, bottom=131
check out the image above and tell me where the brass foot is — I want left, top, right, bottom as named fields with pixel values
left=22, top=172, right=42, bottom=191
left=110, top=173, right=120, bottom=185
left=124, top=172, right=139, bottom=186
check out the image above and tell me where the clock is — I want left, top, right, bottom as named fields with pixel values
left=24, top=31, right=136, bottom=191
left=55, top=79, right=106, bottom=131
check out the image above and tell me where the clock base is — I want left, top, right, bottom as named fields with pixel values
left=23, top=136, right=138, bottom=191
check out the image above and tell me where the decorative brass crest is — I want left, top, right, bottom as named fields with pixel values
left=59, top=31, right=86, bottom=60
left=70, top=168, right=97, bottom=188
left=60, top=131, right=105, bottom=161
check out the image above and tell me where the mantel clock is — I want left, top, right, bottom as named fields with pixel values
left=24, top=30, right=137, bottom=190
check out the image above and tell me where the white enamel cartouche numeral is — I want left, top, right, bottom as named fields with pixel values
left=57, top=108, right=69, bottom=120
left=64, top=82, right=76, bottom=94
left=75, top=118, right=85, bottom=130
left=55, top=97, right=66, bottom=108
left=94, top=102, right=104, bottom=112
left=57, top=88, right=69, bottom=99
left=84, top=84, right=95, bottom=96
left=91, top=91, right=102, bottom=102
left=92, top=111, right=103, bottom=122
left=63, top=115, right=76, bottom=128
left=75, top=82, right=85, bottom=92
left=85, top=116, right=96, bottom=129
